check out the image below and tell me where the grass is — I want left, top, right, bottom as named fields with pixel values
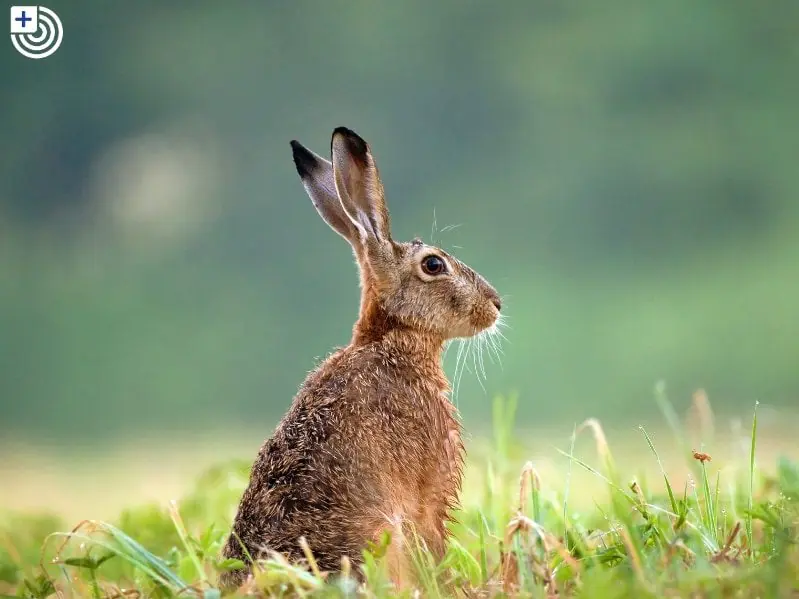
left=1, top=393, right=797, bottom=598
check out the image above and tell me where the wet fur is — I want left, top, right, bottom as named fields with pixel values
left=221, top=127, right=500, bottom=590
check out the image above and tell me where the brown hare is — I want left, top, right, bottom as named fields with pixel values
left=220, top=127, right=502, bottom=590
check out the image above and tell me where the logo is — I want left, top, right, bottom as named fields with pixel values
left=10, top=5, right=62, bottom=59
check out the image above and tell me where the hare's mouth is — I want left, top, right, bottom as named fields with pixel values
left=469, top=303, right=501, bottom=335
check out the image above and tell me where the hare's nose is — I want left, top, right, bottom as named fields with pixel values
left=487, top=290, right=501, bottom=311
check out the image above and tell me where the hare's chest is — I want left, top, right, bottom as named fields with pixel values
left=432, top=393, right=464, bottom=488
left=414, top=392, right=463, bottom=503
left=406, top=392, right=463, bottom=551
left=374, top=380, right=463, bottom=554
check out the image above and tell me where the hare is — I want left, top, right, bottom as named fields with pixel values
left=220, top=127, right=501, bottom=590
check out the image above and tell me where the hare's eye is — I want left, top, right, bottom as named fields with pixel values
left=421, top=255, right=446, bottom=276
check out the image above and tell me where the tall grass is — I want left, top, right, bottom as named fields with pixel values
left=1, top=394, right=797, bottom=598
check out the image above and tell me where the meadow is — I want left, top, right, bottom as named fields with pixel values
left=1, top=393, right=797, bottom=598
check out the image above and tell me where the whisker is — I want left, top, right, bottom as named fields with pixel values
left=449, top=310, right=510, bottom=404
left=493, top=316, right=510, bottom=343
left=452, top=338, right=468, bottom=406
left=459, top=338, right=473, bottom=397
left=494, top=328, right=505, bottom=355
left=481, top=332, right=495, bottom=365
left=471, top=338, right=486, bottom=393
left=473, top=335, right=482, bottom=379
left=484, top=330, right=499, bottom=364
left=476, top=333, right=487, bottom=381
left=484, top=332, right=495, bottom=370
left=487, top=329, right=504, bottom=371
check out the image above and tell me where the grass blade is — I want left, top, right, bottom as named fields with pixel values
left=639, top=426, right=678, bottom=515
left=747, top=401, right=759, bottom=559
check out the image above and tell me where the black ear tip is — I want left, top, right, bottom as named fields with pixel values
left=290, top=140, right=318, bottom=178
left=332, top=126, right=357, bottom=137
left=332, top=126, right=369, bottom=157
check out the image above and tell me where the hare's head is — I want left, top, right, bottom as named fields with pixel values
left=291, top=127, right=501, bottom=342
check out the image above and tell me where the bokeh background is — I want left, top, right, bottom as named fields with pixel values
left=2, top=1, right=798, bottom=514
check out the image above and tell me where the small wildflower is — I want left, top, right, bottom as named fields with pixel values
left=692, top=449, right=712, bottom=463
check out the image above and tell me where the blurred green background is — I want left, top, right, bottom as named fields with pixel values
left=2, top=1, right=798, bottom=445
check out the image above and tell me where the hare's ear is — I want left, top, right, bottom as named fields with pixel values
left=290, top=140, right=359, bottom=245
left=330, top=127, right=392, bottom=246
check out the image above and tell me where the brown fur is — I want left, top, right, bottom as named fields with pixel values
left=220, top=127, right=501, bottom=590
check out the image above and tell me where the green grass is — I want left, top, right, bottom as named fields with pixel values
left=1, top=395, right=797, bottom=598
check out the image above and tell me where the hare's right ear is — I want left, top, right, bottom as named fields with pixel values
left=290, top=140, right=359, bottom=245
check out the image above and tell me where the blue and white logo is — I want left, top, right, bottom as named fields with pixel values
left=10, top=6, right=63, bottom=59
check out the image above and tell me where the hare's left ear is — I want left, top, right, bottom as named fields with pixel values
left=330, top=127, right=392, bottom=246
left=290, top=140, right=362, bottom=246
